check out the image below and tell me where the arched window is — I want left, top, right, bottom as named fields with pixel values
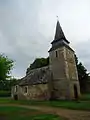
left=24, top=86, right=28, bottom=93
left=15, top=85, right=18, bottom=92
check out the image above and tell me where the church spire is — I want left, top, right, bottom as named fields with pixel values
left=54, top=20, right=66, bottom=40
left=51, top=20, right=69, bottom=44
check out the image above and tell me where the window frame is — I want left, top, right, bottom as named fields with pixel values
left=24, top=86, right=28, bottom=94
left=15, top=85, right=18, bottom=93
left=55, top=51, right=58, bottom=57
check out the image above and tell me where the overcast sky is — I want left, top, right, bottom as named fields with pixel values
left=0, top=0, right=90, bottom=78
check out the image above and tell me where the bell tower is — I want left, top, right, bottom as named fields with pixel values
left=49, top=21, right=80, bottom=99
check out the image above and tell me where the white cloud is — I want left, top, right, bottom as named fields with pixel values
left=0, top=0, right=90, bottom=78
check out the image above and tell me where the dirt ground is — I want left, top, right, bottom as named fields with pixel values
left=0, top=104, right=90, bottom=120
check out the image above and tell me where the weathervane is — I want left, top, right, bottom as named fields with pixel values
left=56, top=16, right=59, bottom=21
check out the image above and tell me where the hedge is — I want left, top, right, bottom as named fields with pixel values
left=0, top=91, right=11, bottom=97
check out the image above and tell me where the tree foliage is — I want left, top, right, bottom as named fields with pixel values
left=0, top=54, right=13, bottom=81
left=75, top=55, right=89, bottom=93
left=27, top=57, right=49, bottom=71
left=0, top=77, right=18, bottom=91
left=0, top=54, right=14, bottom=91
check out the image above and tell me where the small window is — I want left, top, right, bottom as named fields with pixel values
left=24, top=86, right=28, bottom=93
left=15, top=85, right=18, bottom=92
left=56, top=51, right=58, bottom=57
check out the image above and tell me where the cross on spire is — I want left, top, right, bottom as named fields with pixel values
left=56, top=16, right=59, bottom=20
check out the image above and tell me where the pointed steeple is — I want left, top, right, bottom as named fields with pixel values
left=51, top=20, right=69, bottom=44
left=54, top=20, right=66, bottom=40
left=48, top=20, right=72, bottom=52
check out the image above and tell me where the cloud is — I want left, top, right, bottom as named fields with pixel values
left=0, top=0, right=90, bottom=78
left=74, top=40, right=90, bottom=72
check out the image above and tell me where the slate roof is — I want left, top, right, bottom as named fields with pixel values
left=51, top=20, right=70, bottom=44
left=19, top=66, right=50, bottom=86
left=48, top=41, right=74, bottom=52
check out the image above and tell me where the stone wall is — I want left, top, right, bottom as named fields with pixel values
left=49, top=46, right=80, bottom=100
left=12, top=83, right=50, bottom=100
left=49, top=47, right=66, bottom=79
left=65, top=47, right=80, bottom=98
left=65, top=47, right=78, bottom=80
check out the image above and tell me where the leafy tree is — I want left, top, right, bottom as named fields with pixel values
left=75, top=55, right=89, bottom=93
left=0, top=77, right=18, bottom=91
left=27, top=57, right=49, bottom=73
left=0, top=54, right=13, bottom=81
left=0, top=54, right=14, bottom=90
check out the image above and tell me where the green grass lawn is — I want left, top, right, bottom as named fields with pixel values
left=0, top=106, right=65, bottom=120
left=15, top=100, right=90, bottom=111
left=0, top=94, right=90, bottom=111
left=80, top=94, right=90, bottom=101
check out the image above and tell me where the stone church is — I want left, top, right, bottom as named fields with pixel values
left=12, top=20, right=80, bottom=100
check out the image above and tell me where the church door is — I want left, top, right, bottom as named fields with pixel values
left=74, top=85, right=78, bottom=99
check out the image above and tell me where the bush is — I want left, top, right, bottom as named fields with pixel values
left=0, top=91, right=11, bottom=97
